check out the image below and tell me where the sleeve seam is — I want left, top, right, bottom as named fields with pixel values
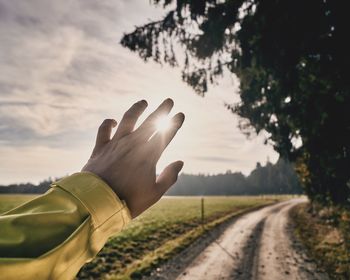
left=53, top=184, right=128, bottom=229
left=93, top=206, right=127, bottom=231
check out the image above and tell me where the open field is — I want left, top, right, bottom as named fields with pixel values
left=0, top=194, right=290, bottom=279
left=0, top=194, right=37, bottom=214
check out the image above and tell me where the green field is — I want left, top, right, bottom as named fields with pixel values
left=0, top=194, right=283, bottom=279
left=0, top=194, right=37, bottom=214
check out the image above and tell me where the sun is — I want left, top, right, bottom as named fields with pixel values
left=155, top=116, right=172, bottom=132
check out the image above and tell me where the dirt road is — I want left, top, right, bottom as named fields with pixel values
left=148, top=199, right=330, bottom=280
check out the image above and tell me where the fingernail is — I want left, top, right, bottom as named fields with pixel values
left=174, top=113, right=185, bottom=127
left=139, top=99, right=148, bottom=106
left=164, top=98, right=174, bottom=107
left=177, top=161, right=184, bottom=172
left=178, top=112, right=185, bottom=121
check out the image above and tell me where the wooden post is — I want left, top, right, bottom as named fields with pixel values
left=201, top=197, right=204, bottom=228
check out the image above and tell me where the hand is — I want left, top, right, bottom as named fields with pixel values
left=82, top=98, right=185, bottom=218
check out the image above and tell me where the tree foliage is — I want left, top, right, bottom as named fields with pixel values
left=121, top=0, right=350, bottom=206
left=0, top=178, right=54, bottom=194
left=168, top=158, right=302, bottom=196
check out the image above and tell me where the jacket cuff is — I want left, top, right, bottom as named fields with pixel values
left=52, top=172, right=131, bottom=229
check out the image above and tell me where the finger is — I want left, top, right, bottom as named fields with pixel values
left=149, top=112, right=185, bottom=161
left=113, top=100, right=148, bottom=141
left=155, top=161, right=184, bottom=196
left=135, top=98, right=174, bottom=141
left=92, top=119, right=117, bottom=156
left=96, top=119, right=117, bottom=147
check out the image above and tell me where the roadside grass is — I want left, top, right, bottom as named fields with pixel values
left=291, top=203, right=350, bottom=279
left=0, top=194, right=288, bottom=279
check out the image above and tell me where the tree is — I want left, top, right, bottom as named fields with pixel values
left=167, top=158, right=302, bottom=196
left=121, top=0, right=350, bottom=206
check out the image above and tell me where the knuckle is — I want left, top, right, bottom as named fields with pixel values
left=129, top=130, right=141, bottom=141
left=138, top=156, right=150, bottom=166
left=124, top=130, right=141, bottom=145
left=117, top=136, right=128, bottom=146
left=123, top=110, right=135, bottom=119
left=117, top=135, right=134, bottom=151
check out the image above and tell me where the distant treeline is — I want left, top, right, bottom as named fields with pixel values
left=167, top=158, right=302, bottom=196
left=0, top=179, right=54, bottom=194
left=0, top=158, right=302, bottom=195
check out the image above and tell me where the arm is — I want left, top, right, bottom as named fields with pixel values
left=0, top=99, right=184, bottom=280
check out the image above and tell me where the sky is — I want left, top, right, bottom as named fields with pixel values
left=0, top=0, right=278, bottom=184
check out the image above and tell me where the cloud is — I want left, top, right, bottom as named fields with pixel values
left=0, top=0, right=138, bottom=146
left=0, top=0, right=278, bottom=183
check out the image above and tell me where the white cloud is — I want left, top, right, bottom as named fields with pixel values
left=0, top=0, right=278, bottom=184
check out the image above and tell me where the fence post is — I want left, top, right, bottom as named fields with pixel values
left=201, top=197, right=204, bottom=229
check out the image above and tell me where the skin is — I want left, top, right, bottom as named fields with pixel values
left=82, top=98, right=185, bottom=218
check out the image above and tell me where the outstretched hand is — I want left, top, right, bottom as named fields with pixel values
left=82, top=99, right=185, bottom=218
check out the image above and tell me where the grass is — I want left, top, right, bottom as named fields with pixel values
left=0, top=194, right=37, bottom=214
left=291, top=203, right=350, bottom=279
left=0, top=194, right=284, bottom=279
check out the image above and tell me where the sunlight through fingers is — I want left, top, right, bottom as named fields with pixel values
left=155, top=115, right=172, bottom=133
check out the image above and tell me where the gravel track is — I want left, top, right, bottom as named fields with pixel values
left=145, top=199, right=330, bottom=280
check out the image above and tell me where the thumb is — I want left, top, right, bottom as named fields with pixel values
left=155, top=161, right=184, bottom=196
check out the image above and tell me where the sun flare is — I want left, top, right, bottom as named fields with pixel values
left=155, top=116, right=172, bottom=132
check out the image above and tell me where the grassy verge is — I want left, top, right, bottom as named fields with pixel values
left=291, top=203, right=350, bottom=279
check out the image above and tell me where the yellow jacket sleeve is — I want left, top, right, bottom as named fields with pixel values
left=0, top=172, right=131, bottom=280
